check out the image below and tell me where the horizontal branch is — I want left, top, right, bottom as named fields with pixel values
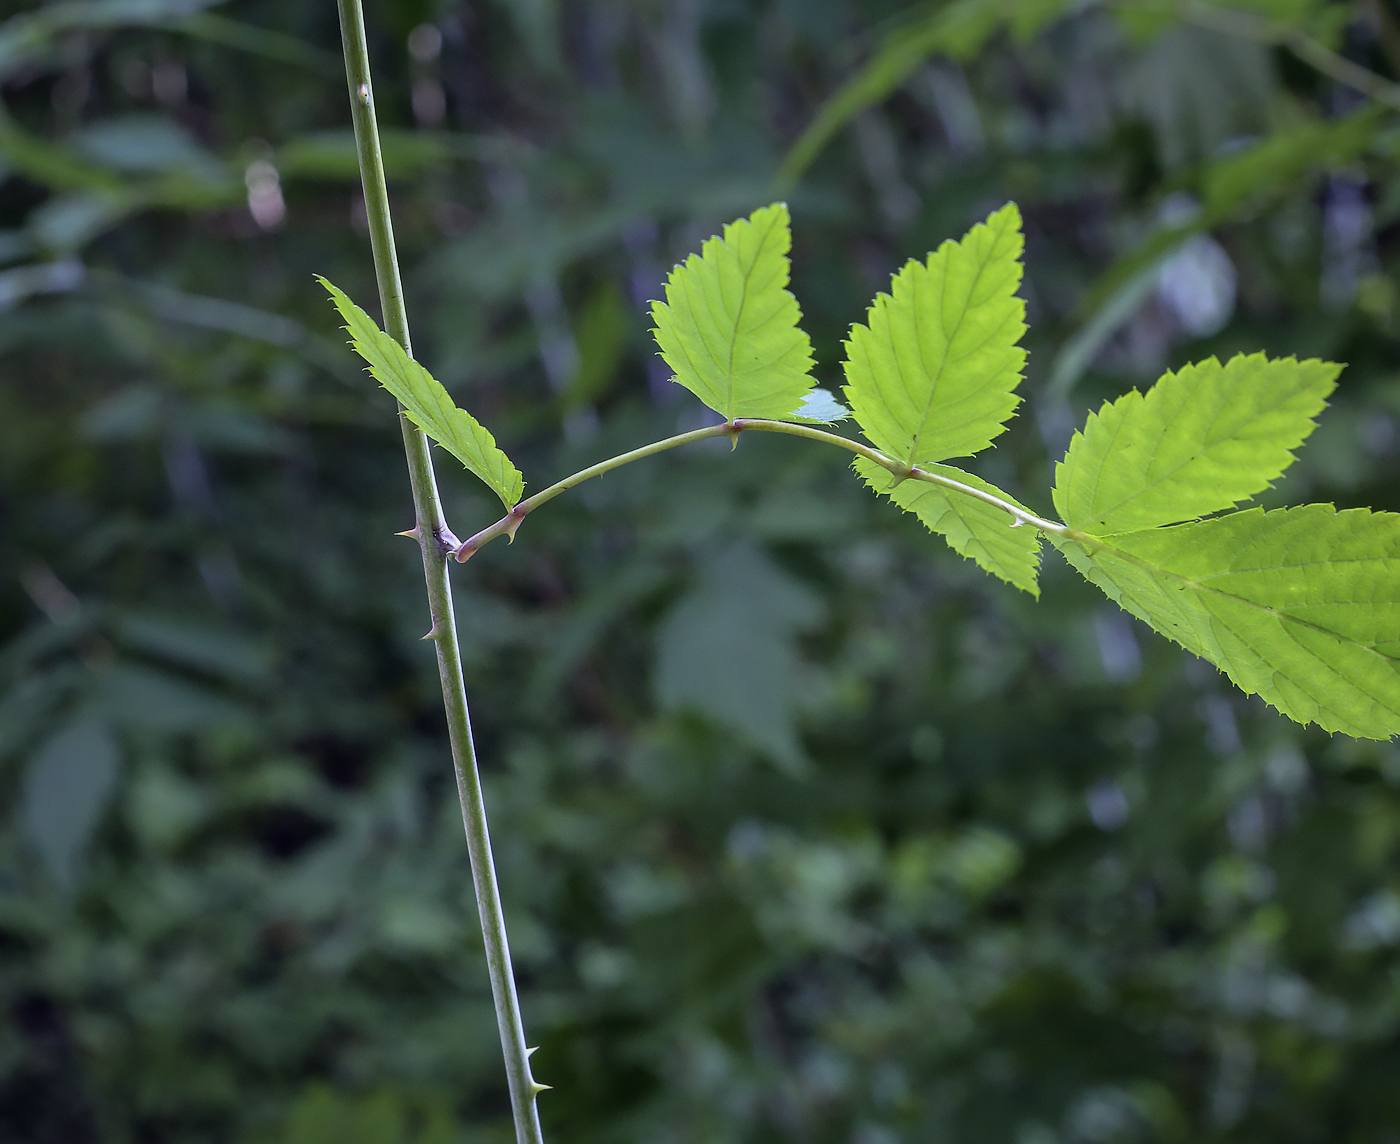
left=452, top=418, right=1065, bottom=562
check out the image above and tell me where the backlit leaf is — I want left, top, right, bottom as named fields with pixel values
left=855, top=457, right=1041, bottom=595
left=843, top=203, right=1026, bottom=466
left=1053, top=505, right=1400, bottom=739
left=1054, top=354, right=1338, bottom=533
left=650, top=203, right=818, bottom=422
left=321, top=278, right=523, bottom=509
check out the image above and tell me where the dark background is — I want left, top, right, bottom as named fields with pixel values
left=3, top=0, right=1400, bottom=1141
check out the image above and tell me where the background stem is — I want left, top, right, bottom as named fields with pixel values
left=332, top=3, right=545, bottom=1141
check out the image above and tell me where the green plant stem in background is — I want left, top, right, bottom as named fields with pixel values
left=454, top=418, right=1068, bottom=562
left=332, top=3, right=546, bottom=1142
left=1146, top=0, right=1400, bottom=111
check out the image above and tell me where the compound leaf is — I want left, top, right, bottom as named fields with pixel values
left=650, top=203, right=817, bottom=422
left=843, top=203, right=1026, bottom=467
left=856, top=457, right=1041, bottom=595
left=1053, top=504, right=1400, bottom=739
left=1054, top=354, right=1338, bottom=533
left=321, top=277, right=523, bottom=509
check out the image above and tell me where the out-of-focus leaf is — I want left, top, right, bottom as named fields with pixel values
left=28, top=194, right=133, bottom=252
left=278, top=1085, right=455, bottom=1144
left=0, top=229, right=31, bottom=265
left=0, top=0, right=221, bottom=80
left=69, top=115, right=225, bottom=180
left=116, top=613, right=275, bottom=686
left=92, top=663, right=246, bottom=732
left=0, top=258, right=84, bottom=306
left=21, top=717, right=122, bottom=889
left=1053, top=107, right=1382, bottom=396
left=277, top=130, right=492, bottom=180
left=654, top=542, right=821, bottom=772
left=567, top=279, right=629, bottom=409
left=0, top=670, right=80, bottom=763
left=180, top=13, right=338, bottom=71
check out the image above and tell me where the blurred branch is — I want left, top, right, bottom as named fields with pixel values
left=181, top=13, right=339, bottom=73
left=1167, top=0, right=1400, bottom=111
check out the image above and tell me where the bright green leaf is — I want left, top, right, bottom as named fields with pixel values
left=1053, top=504, right=1400, bottom=739
left=856, top=457, right=1041, bottom=595
left=320, top=277, right=523, bottom=509
left=843, top=203, right=1027, bottom=467
left=650, top=202, right=817, bottom=422
left=1054, top=354, right=1338, bottom=534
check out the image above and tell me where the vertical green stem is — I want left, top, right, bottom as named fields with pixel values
left=332, top=4, right=545, bottom=1142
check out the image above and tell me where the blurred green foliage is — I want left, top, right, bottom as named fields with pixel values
left=4, top=0, right=1400, bottom=1141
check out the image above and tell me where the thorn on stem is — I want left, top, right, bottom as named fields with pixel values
left=395, top=526, right=421, bottom=539
left=504, top=505, right=528, bottom=544
left=528, top=1080, right=552, bottom=1096
left=421, top=625, right=442, bottom=641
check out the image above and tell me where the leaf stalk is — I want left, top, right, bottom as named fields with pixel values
left=332, top=3, right=545, bottom=1142
left=454, top=417, right=1066, bottom=562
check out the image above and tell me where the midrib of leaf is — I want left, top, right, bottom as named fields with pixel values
left=724, top=209, right=780, bottom=417
left=1066, top=527, right=1400, bottom=670
left=906, top=252, right=994, bottom=464
left=1084, top=384, right=1320, bottom=527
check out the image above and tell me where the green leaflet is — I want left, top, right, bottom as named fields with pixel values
left=855, top=457, right=1041, bottom=595
left=650, top=203, right=819, bottom=422
left=1054, top=354, right=1339, bottom=534
left=320, top=278, right=523, bottom=510
left=1054, top=505, right=1400, bottom=739
left=843, top=203, right=1027, bottom=467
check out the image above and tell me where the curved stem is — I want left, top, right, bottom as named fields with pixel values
left=456, top=417, right=1065, bottom=562
left=1147, top=0, right=1400, bottom=111
left=737, top=419, right=1067, bottom=533
left=333, top=4, right=545, bottom=1143
left=455, top=423, right=734, bottom=559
